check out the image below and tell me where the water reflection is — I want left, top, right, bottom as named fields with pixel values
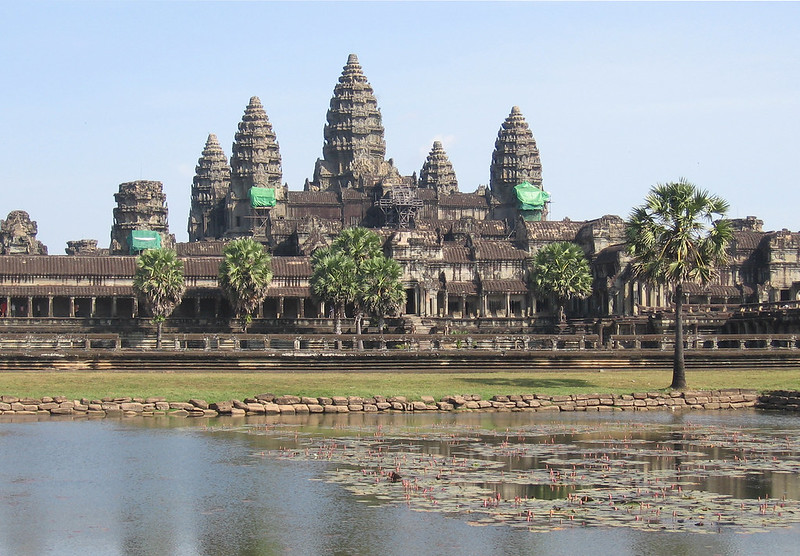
left=0, top=411, right=798, bottom=554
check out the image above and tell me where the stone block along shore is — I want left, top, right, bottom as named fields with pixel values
left=1, top=389, right=798, bottom=418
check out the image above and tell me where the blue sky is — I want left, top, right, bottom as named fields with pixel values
left=1, top=1, right=798, bottom=252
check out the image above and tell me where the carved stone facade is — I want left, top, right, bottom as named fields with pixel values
left=0, top=210, right=47, bottom=255
left=3, top=54, right=800, bottom=336
left=419, top=141, right=458, bottom=196
left=189, top=133, right=230, bottom=241
left=110, top=180, right=174, bottom=255
left=226, top=97, right=284, bottom=237
left=310, top=54, right=399, bottom=193
left=490, top=106, right=544, bottom=223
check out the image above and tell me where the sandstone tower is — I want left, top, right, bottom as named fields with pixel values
left=0, top=210, right=47, bottom=255
left=226, top=97, right=283, bottom=236
left=188, top=133, right=230, bottom=241
left=110, top=180, right=173, bottom=254
left=419, top=141, right=459, bottom=196
left=310, top=54, right=402, bottom=193
left=490, top=106, right=545, bottom=223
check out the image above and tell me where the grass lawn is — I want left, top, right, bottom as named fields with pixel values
left=1, top=369, right=798, bottom=403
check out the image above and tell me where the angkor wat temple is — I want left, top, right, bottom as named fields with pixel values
left=2, top=54, right=799, bottom=336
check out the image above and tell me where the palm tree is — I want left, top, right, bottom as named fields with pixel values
left=310, top=250, right=358, bottom=335
left=625, top=179, right=732, bottom=390
left=218, top=238, right=273, bottom=332
left=331, top=227, right=383, bottom=264
left=359, top=255, right=406, bottom=334
left=133, top=248, right=185, bottom=349
left=528, top=241, right=593, bottom=325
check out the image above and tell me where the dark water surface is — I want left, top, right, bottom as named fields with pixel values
left=1, top=410, right=799, bottom=555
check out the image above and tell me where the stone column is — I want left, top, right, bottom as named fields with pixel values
left=47, top=296, right=54, bottom=317
left=460, top=296, right=466, bottom=318
left=278, top=297, right=284, bottom=318
left=90, top=297, right=97, bottom=318
left=298, top=298, right=305, bottom=318
left=111, top=297, right=118, bottom=318
left=133, top=297, right=139, bottom=318
left=505, top=293, right=511, bottom=317
left=26, top=296, right=33, bottom=317
left=69, top=297, right=75, bottom=317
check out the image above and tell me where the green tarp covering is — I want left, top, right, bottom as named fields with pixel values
left=129, top=230, right=161, bottom=253
left=514, top=182, right=551, bottom=211
left=249, top=187, right=277, bottom=208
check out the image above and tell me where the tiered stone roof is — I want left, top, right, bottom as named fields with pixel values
left=188, top=133, right=230, bottom=241
left=227, top=96, right=283, bottom=236
left=419, top=141, right=458, bottom=195
left=230, top=97, right=282, bottom=188
left=490, top=106, right=543, bottom=206
left=322, top=54, right=386, bottom=176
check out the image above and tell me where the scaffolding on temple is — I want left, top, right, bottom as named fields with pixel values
left=375, top=185, right=423, bottom=229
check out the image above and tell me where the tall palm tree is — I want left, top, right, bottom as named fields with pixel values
left=218, top=238, right=272, bottom=332
left=359, top=255, right=406, bottom=334
left=310, top=250, right=358, bottom=335
left=329, top=228, right=382, bottom=337
left=528, top=241, right=593, bottom=324
left=133, top=248, right=185, bottom=349
left=625, top=179, right=732, bottom=390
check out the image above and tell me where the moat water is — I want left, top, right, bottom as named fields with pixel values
left=1, top=411, right=799, bottom=555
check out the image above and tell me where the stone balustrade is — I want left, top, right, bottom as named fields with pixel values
left=3, top=332, right=800, bottom=353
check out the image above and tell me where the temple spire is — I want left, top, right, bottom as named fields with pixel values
left=489, top=106, right=543, bottom=221
left=226, top=96, right=283, bottom=236
left=312, top=54, right=388, bottom=190
left=419, top=141, right=459, bottom=195
left=188, top=133, right=230, bottom=241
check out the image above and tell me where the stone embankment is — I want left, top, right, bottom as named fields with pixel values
left=1, top=389, right=797, bottom=418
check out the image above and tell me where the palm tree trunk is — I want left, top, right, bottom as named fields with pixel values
left=156, top=320, right=163, bottom=350
left=334, top=303, right=343, bottom=335
left=671, top=282, right=687, bottom=390
left=355, top=310, right=363, bottom=351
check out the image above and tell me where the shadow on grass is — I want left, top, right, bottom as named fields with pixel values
left=459, top=377, right=598, bottom=391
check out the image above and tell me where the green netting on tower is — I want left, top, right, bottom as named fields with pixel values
left=249, top=187, right=277, bottom=208
left=129, top=230, right=161, bottom=253
left=514, top=182, right=550, bottom=210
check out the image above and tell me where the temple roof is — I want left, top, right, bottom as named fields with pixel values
left=490, top=106, right=542, bottom=202
left=321, top=54, right=386, bottom=175
left=445, top=282, right=478, bottom=295
left=481, top=279, right=528, bottom=293
left=471, top=240, right=529, bottom=261
left=230, top=96, right=282, bottom=187
left=419, top=141, right=458, bottom=194
left=521, top=220, right=584, bottom=242
left=438, top=193, right=489, bottom=208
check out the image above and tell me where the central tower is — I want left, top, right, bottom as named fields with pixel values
left=309, top=54, right=401, bottom=193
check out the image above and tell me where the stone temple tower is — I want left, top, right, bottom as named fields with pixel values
left=419, top=141, right=459, bottom=196
left=110, top=180, right=174, bottom=254
left=188, top=133, right=230, bottom=241
left=310, top=54, right=401, bottom=192
left=226, top=96, right=283, bottom=237
left=489, top=106, right=544, bottom=222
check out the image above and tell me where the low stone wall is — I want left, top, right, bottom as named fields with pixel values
left=756, top=390, right=800, bottom=411
left=1, top=389, right=791, bottom=418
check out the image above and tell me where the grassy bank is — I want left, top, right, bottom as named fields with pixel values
left=1, top=369, right=799, bottom=403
